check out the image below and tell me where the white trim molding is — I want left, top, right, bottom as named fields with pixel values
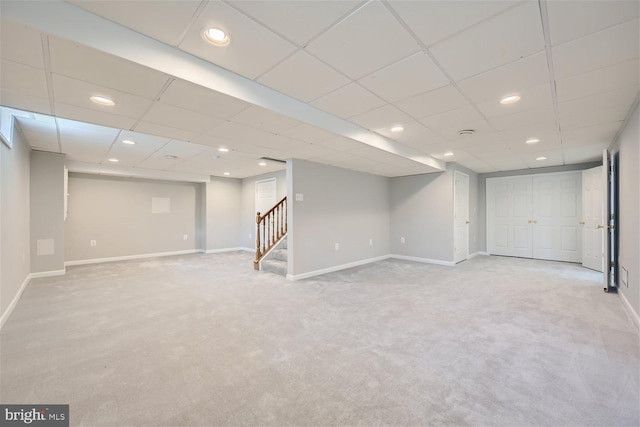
left=205, top=247, right=253, bottom=254
left=0, top=274, right=31, bottom=329
left=469, top=251, right=489, bottom=259
left=619, top=289, right=640, bottom=329
left=65, top=249, right=201, bottom=266
left=286, top=255, right=392, bottom=281
left=391, top=254, right=456, bottom=266
left=30, top=269, right=66, bottom=279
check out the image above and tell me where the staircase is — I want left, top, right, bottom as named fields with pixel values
left=260, top=237, right=287, bottom=276
left=254, top=196, right=287, bottom=275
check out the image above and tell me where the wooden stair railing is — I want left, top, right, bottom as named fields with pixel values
left=254, top=196, right=287, bottom=270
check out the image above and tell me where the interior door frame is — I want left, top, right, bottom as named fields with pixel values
left=453, top=170, right=470, bottom=264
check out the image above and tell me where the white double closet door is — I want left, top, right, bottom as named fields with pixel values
left=487, top=171, right=582, bottom=263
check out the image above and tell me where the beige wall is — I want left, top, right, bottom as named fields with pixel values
left=205, top=177, right=242, bottom=251
left=1, top=125, right=31, bottom=322
left=65, top=174, right=199, bottom=262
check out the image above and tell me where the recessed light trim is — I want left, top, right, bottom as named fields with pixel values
left=223, top=172, right=230, bottom=176
left=258, top=161, right=267, bottom=167
left=165, top=154, right=178, bottom=160
left=526, top=138, right=540, bottom=144
left=90, top=96, right=115, bottom=106
left=458, top=129, right=475, bottom=136
left=218, top=147, right=229, bottom=152
left=203, top=27, right=230, bottom=46
left=107, top=158, right=119, bottom=163
left=122, top=140, right=136, bottom=145
left=536, top=156, right=547, bottom=161
left=390, top=125, right=404, bottom=133
left=500, top=95, right=520, bottom=105
left=444, top=152, right=454, bottom=157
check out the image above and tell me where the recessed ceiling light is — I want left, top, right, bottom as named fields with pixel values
left=390, top=125, right=404, bottom=133
left=500, top=95, right=520, bottom=105
left=218, top=147, right=229, bottom=152
left=223, top=172, right=230, bottom=176
left=536, top=156, right=547, bottom=161
left=457, top=129, right=475, bottom=136
left=444, top=152, right=454, bottom=157
left=90, top=96, right=115, bottom=106
left=203, top=28, right=230, bottom=46
left=258, top=161, right=267, bottom=167
left=107, top=158, right=119, bottom=163
left=165, top=154, right=178, bottom=160
left=122, top=140, right=136, bottom=145
left=526, top=138, right=540, bottom=144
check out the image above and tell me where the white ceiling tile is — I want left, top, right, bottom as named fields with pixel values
left=558, top=86, right=638, bottom=130
left=547, top=0, right=639, bottom=46
left=136, top=155, right=187, bottom=171
left=159, top=79, right=251, bottom=119
left=553, top=19, right=639, bottom=79
left=484, top=156, right=530, bottom=171
left=316, top=136, right=368, bottom=152
left=457, top=52, right=549, bottom=103
left=395, top=85, right=468, bottom=119
left=475, top=82, right=553, bottom=119
left=106, top=131, right=170, bottom=165
left=152, top=140, right=209, bottom=159
left=388, top=0, right=519, bottom=47
left=350, top=104, right=413, bottom=131
left=358, top=52, right=449, bottom=103
left=58, top=120, right=118, bottom=163
left=230, top=105, right=301, bottom=133
left=15, top=116, right=59, bottom=152
left=419, top=105, right=486, bottom=133
left=133, top=121, right=201, bottom=142
left=68, top=0, right=202, bottom=46
left=1, top=59, right=48, bottom=100
left=455, top=159, right=498, bottom=173
left=522, top=149, right=564, bottom=169
left=374, top=121, right=446, bottom=147
left=304, top=0, right=420, bottom=79
left=499, top=122, right=558, bottom=146
left=178, top=1, right=297, bottom=80
left=55, top=103, right=136, bottom=130
left=142, top=102, right=223, bottom=135
left=279, top=124, right=335, bottom=144
left=430, top=1, right=545, bottom=81
left=563, top=143, right=609, bottom=164
left=257, top=50, right=350, bottom=102
left=52, top=74, right=153, bottom=119
left=48, top=37, right=170, bottom=99
left=256, top=134, right=311, bottom=153
left=489, top=105, right=556, bottom=131
left=0, top=19, right=44, bottom=68
left=230, top=0, right=360, bottom=46
left=311, top=83, right=386, bottom=118
left=560, top=121, right=622, bottom=148
left=205, top=120, right=275, bottom=145
left=289, top=143, right=339, bottom=160
left=20, top=129, right=59, bottom=152
left=556, top=59, right=639, bottom=103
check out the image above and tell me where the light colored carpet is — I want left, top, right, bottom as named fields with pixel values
left=1, top=253, right=638, bottom=426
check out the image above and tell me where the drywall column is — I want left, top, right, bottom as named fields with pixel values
left=205, top=177, right=242, bottom=252
left=30, top=151, right=65, bottom=275
left=1, top=124, right=31, bottom=325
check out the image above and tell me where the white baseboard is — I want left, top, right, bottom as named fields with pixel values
left=286, top=255, right=392, bottom=281
left=205, top=247, right=251, bottom=254
left=619, top=289, right=640, bottom=329
left=469, top=251, right=489, bottom=259
left=65, top=249, right=201, bottom=266
left=30, top=269, right=66, bottom=279
left=391, top=254, right=455, bottom=266
left=0, top=273, right=31, bottom=329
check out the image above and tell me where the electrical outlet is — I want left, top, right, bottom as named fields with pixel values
left=183, top=234, right=188, bottom=240
left=90, top=240, right=96, bottom=247
left=401, top=237, right=405, bottom=244
left=369, top=239, right=373, bottom=246
left=249, top=233, right=252, bottom=239
left=334, top=243, right=340, bottom=251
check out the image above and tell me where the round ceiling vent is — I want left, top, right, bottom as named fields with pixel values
left=457, top=129, right=475, bottom=136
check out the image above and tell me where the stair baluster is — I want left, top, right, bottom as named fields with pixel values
left=254, top=196, right=287, bottom=270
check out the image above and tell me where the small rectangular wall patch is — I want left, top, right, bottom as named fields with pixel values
left=151, top=197, right=170, bottom=214
left=36, top=239, right=54, bottom=256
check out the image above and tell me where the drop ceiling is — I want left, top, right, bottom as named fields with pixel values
left=0, top=0, right=638, bottom=181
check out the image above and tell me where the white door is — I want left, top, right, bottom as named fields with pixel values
left=532, top=173, right=581, bottom=262
left=487, top=176, right=532, bottom=258
left=602, top=149, right=611, bottom=290
left=255, top=179, right=276, bottom=248
left=454, top=171, right=469, bottom=264
left=582, top=166, right=604, bottom=271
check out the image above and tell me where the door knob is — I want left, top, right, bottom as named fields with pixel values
left=533, top=220, right=538, bottom=224
left=465, top=221, right=469, bottom=224
left=579, top=221, right=585, bottom=225
left=597, top=225, right=604, bottom=229
left=528, top=220, right=532, bottom=224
